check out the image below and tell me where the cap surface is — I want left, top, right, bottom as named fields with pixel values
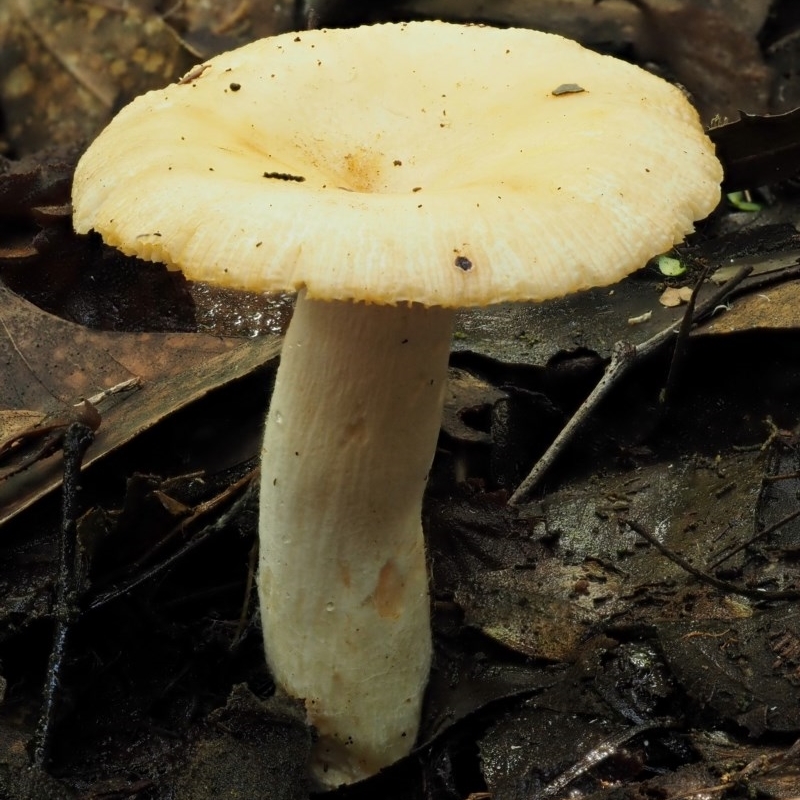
left=72, top=21, right=722, bottom=307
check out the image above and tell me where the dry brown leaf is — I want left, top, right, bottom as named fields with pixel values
left=455, top=563, right=623, bottom=661
left=0, top=409, right=46, bottom=444
left=659, top=285, right=693, bottom=307
left=0, top=0, right=195, bottom=154
left=700, top=280, right=800, bottom=335
left=616, top=0, right=772, bottom=123
left=174, top=0, right=295, bottom=58
left=0, top=286, right=280, bottom=523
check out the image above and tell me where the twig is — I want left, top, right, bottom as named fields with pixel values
left=623, top=517, right=800, bottom=601
left=722, top=259, right=800, bottom=299
left=687, top=263, right=754, bottom=321
left=660, top=264, right=710, bottom=407
left=231, top=538, right=259, bottom=650
left=88, top=472, right=259, bottom=612
left=708, top=506, right=800, bottom=569
left=508, top=341, right=636, bottom=504
left=130, top=467, right=257, bottom=570
left=534, top=720, right=669, bottom=799
left=82, top=377, right=140, bottom=407
left=0, top=400, right=100, bottom=481
left=764, top=470, right=800, bottom=483
left=32, top=422, right=95, bottom=768
left=508, top=266, right=753, bottom=504
left=668, top=736, right=800, bottom=800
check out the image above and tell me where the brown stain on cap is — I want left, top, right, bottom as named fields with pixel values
left=342, top=148, right=383, bottom=192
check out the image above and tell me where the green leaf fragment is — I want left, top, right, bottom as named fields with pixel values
left=656, top=254, right=686, bottom=277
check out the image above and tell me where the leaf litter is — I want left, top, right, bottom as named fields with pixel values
left=3, top=1, right=800, bottom=798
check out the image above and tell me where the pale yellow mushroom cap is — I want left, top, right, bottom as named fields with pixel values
left=72, top=21, right=723, bottom=307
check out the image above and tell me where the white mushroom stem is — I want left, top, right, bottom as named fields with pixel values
left=258, top=291, right=455, bottom=787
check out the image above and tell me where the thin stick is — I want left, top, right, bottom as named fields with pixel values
left=660, top=264, right=710, bottom=407
left=508, top=266, right=754, bottom=504
left=536, top=720, right=669, bottom=799
left=508, top=340, right=637, bottom=504
left=32, top=422, right=95, bottom=768
left=708, top=506, right=800, bottom=569
left=231, top=538, right=259, bottom=650
left=88, top=474, right=259, bottom=612
left=624, top=517, right=800, bottom=601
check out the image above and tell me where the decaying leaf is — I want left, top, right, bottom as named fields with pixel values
left=0, top=285, right=280, bottom=523
left=658, top=612, right=800, bottom=735
left=659, top=285, right=693, bottom=307
left=0, top=0, right=195, bottom=153
left=441, top=368, right=507, bottom=446
left=700, top=279, right=800, bottom=335
left=606, top=0, right=772, bottom=123
left=0, top=398, right=101, bottom=481
left=171, top=0, right=296, bottom=58
left=455, top=562, right=622, bottom=661
left=0, top=409, right=45, bottom=445
left=709, top=108, right=800, bottom=191
left=0, top=149, right=75, bottom=221
left=477, top=636, right=677, bottom=797
left=171, top=686, right=312, bottom=800
left=769, top=25, right=800, bottom=114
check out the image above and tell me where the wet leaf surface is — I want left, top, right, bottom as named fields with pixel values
left=0, top=285, right=281, bottom=523
left=170, top=686, right=312, bottom=800
left=658, top=612, right=800, bottom=736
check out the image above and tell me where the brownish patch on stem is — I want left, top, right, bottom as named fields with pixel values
left=338, top=560, right=351, bottom=589
left=373, top=559, right=404, bottom=619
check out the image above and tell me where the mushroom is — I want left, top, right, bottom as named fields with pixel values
left=71, top=21, right=722, bottom=787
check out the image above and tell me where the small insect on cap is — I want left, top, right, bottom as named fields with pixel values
left=72, top=21, right=723, bottom=307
